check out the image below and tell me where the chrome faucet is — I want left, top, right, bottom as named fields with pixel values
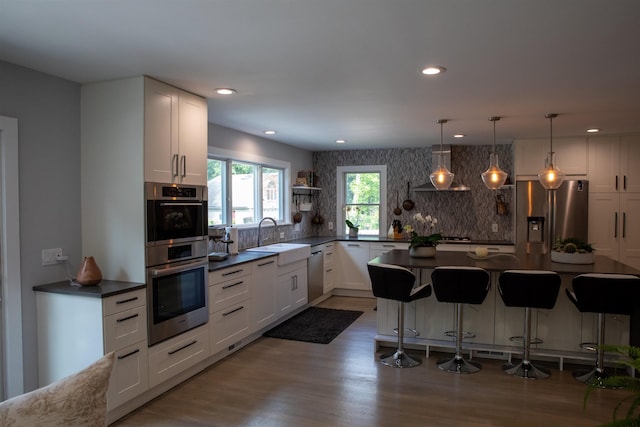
left=257, top=217, right=278, bottom=247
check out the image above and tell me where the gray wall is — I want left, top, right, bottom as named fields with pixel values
left=0, top=60, right=82, bottom=392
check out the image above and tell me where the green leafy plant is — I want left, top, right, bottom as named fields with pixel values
left=584, top=345, right=640, bottom=426
left=345, top=219, right=359, bottom=230
left=404, top=213, right=441, bottom=249
left=553, top=237, right=594, bottom=253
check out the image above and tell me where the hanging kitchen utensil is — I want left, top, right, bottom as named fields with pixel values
left=293, top=199, right=302, bottom=223
left=402, top=181, right=415, bottom=211
left=496, top=194, right=509, bottom=216
left=311, top=209, right=324, bottom=225
left=393, top=191, right=402, bottom=215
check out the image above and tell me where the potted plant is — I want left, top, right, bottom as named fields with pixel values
left=404, top=213, right=441, bottom=258
left=345, top=206, right=361, bottom=238
left=584, top=345, right=640, bottom=426
left=551, top=237, right=595, bottom=264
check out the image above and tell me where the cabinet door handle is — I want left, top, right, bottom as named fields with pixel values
left=222, top=280, right=244, bottom=290
left=325, top=252, right=333, bottom=256
left=172, top=154, right=179, bottom=177
left=222, top=269, right=244, bottom=277
left=615, top=175, right=619, bottom=191
left=116, top=296, right=138, bottom=305
left=181, top=155, right=187, bottom=178
left=624, top=175, right=627, bottom=191
left=347, top=244, right=360, bottom=247
left=382, top=244, right=395, bottom=248
left=222, top=306, right=244, bottom=316
left=116, top=313, right=139, bottom=323
left=168, top=340, right=197, bottom=355
left=614, top=212, right=618, bottom=238
left=623, top=212, right=626, bottom=238
left=311, top=251, right=322, bottom=256
left=258, top=260, right=275, bottom=267
left=326, top=268, right=333, bottom=273
left=117, top=349, right=140, bottom=360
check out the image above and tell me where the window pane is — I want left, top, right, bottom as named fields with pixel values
left=344, top=172, right=381, bottom=235
left=207, top=158, right=226, bottom=226
left=232, top=161, right=257, bottom=225
left=263, top=167, right=282, bottom=220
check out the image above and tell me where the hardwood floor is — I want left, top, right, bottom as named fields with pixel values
left=113, top=296, right=631, bottom=426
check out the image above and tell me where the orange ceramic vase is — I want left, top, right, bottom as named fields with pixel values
left=76, top=256, right=102, bottom=286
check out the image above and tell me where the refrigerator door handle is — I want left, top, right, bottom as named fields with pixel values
left=614, top=212, right=618, bottom=238
left=624, top=175, right=627, bottom=191
left=623, top=212, right=626, bottom=238
left=615, top=175, right=619, bottom=191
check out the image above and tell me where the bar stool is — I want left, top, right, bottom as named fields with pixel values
left=431, top=266, right=490, bottom=374
left=567, top=273, right=640, bottom=387
left=498, top=270, right=561, bottom=379
left=367, top=263, right=432, bottom=368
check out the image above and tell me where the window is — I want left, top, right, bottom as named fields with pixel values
left=207, top=148, right=289, bottom=227
left=337, top=165, right=387, bottom=236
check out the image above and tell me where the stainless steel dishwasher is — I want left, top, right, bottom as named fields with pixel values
left=308, top=245, right=324, bottom=302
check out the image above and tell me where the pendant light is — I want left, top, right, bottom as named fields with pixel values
left=538, top=113, right=565, bottom=190
left=481, top=116, right=508, bottom=190
left=430, top=119, right=454, bottom=190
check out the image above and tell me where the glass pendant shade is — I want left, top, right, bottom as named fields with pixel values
left=538, top=152, right=565, bottom=190
left=430, top=119, right=454, bottom=190
left=481, top=153, right=508, bottom=189
left=538, top=113, right=564, bottom=190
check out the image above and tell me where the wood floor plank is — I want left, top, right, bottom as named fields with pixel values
left=113, top=296, right=632, bottom=426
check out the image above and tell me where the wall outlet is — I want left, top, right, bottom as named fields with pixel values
left=328, top=221, right=334, bottom=230
left=492, top=223, right=498, bottom=233
left=42, top=248, right=62, bottom=266
left=279, top=231, right=285, bottom=238
left=294, top=223, right=301, bottom=232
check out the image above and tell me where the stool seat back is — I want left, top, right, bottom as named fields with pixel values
left=367, top=263, right=431, bottom=302
left=570, top=273, right=640, bottom=315
left=431, top=266, right=490, bottom=304
left=499, top=270, right=561, bottom=309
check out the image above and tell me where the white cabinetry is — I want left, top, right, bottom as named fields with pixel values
left=276, top=259, right=308, bottom=316
left=251, top=257, right=278, bottom=330
left=144, top=77, right=208, bottom=186
left=514, top=137, right=588, bottom=178
left=337, top=241, right=371, bottom=290
left=36, top=287, right=149, bottom=411
left=209, top=263, right=253, bottom=354
left=323, top=242, right=336, bottom=294
left=588, top=135, right=640, bottom=270
left=148, top=324, right=210, bottom=388
left=369, top=241, right=407, bottom=259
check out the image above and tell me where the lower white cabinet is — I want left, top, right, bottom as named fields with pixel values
left=276, top=259, right=308, bottom=316
left=109, top=341, right=149, bottom=410
left=148, top=324, right=210, bottom=388
left=252, top=257, right=278, bottom=330
left=337, top=241, right=370, bottom=290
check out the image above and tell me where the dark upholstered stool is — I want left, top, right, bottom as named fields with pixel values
left=368, top=263, right=432, bottom=368
left=431, top=266, right=490, bottom=374
left=567, top=273, right=640, bottom=387
left=498, top=270, right=561, bottom=379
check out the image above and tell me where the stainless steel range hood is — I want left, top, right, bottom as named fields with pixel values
left=413, top=145, right=470, bottom=192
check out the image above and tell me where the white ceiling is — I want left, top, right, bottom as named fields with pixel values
left=2, top=0, right=639, bottom=151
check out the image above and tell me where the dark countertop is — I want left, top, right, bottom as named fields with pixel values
left=33, top=279, right=146, bottom=298
left=371, top=249, right=640, bottom=275
left=208, top=251, right=277, bottom=271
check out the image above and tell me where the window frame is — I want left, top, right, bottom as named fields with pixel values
left=208, top=146, right=291, bottom=228
left=336, top=165, right=387, bottom=236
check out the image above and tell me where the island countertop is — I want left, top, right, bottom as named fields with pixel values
left=370, top=249, right=640, bottom=276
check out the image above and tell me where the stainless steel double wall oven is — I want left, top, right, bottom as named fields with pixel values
left=145, top=182, right=209, bottom=346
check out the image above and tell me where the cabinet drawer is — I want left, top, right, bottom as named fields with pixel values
left=210, top=300, right=252, bottom=354
left=107, top=340, right=149, bottom=411
left=209, top=275, right=251, bottom=314
left=324, top=247, right=335, bottom=267
left=209, top=264, right=251, bottom=285
left=102, top=288, right=146, bottom=316
left=148, top=325, right=210, bottom=388
left=103, top=304, right=147, bottom=352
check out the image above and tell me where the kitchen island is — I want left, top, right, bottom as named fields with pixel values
left=369, top=249, right=640, bottom=369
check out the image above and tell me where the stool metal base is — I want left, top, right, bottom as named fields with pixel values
left=503, top=360, right=550, bottom=379
left=437, top=355, right=481, bottom=374
left=380, top=350, right=421, bottom=368
left=573, top=367, right=613, bottom=388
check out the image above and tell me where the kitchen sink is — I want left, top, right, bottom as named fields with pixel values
left=246, top=243, right=311, bottom=265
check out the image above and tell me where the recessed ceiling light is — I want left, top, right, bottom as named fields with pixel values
left=421, top=66, right=446, bottom=75
left=336, top=139, right=347, bottom=144
left=586, top=128, right=600, bottom=133
left=263, top=130, right=277, bottom=135
left=453, top=134, right=465, bottom=138
left=215, top=88, right=237, bottom=95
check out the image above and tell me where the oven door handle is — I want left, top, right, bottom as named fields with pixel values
left=150, top=260, right=207, bottom=277
left=158, top=202, right=204, bottom=207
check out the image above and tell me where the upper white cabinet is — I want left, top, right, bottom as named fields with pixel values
left=588, top=135, right=640, bottom=193
left=144, top=77, right=208, bottom=185
left=513, top=137, right=588, bottom=178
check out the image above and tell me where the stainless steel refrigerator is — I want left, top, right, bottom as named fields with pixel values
left=516, top=180, right=589, bottom=254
